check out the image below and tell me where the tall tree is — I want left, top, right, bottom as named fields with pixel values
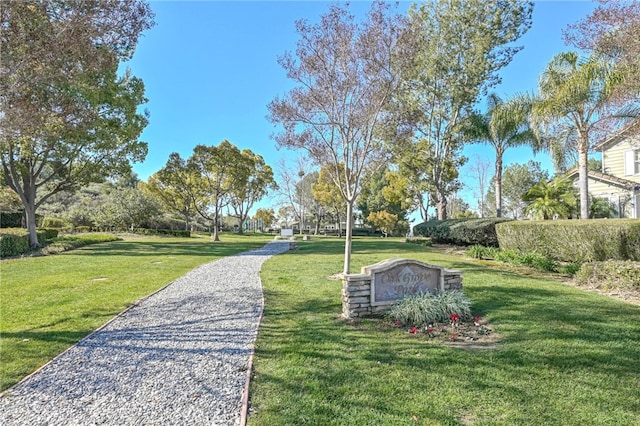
left=275, top=157, right=311, bottom=236
left=564, top=0, right=640, bottom=100
left=531, top=51, right=634, bottom=219
left=393, top=0, right=533, bottom=220
left=358, top=167, right=410, bottom=237
left=485, top=160, right=549, bottom=219
left=312, top=166, right=347, bottom=237
left=268, top=2, right=400, bottom=273
left=187, top=141, right=242, bottom=241
left=0, top=1, right=154, bottom=247
left=465, top=93, right=537, bottom=217
left=465, top=155, right=493, bottom=218
left=253, top=208, right=276, bottom=232
left=144, top=153, right=196, bottom=231
left=229, top=149, right=277, bottom=234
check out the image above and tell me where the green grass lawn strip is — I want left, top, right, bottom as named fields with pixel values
left=249, top=237, right=640, bottom=425
left=0, top=233, right=272, bottom=391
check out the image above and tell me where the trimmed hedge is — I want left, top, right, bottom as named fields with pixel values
left=0, top=212, right=22, bottom=228
left=413, top=218, right=512, bottom=247
left=495, top=219, right=640, bottom=262
left=575, top=260, right=640, bottom=290
left=133, top=228, right=191, bottom=238
left=39, top=228, right=60, bottom=241
left=0, top=228, right=47, bottom=257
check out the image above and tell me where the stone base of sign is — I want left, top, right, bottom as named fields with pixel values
left=341, top=258, right=463, bottom=319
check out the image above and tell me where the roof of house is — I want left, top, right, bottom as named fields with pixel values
left=566, top=167, right=640, bottom=191
left=595, top=119, right=640, bottom=151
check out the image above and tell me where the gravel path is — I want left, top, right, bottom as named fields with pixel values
left=0, top=241, right=291, bottom=426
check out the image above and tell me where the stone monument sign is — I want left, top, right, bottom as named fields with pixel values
left=366, top=259, right=443, bottom=306
left=341, top=258, right=462, bottom=318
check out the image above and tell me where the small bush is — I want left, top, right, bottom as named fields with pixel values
left=38, top=228, right=59, bottom=241
left=388, top=291, right=472, bottom=326
left=575, top=260, right=640, bottom=291
left=41, top=217, right=68, bottom=229
left=494, top=249, right=519, bottom=263
left=496, top=219, right=640, bottom=262
left=560, top=263, right=582, bottom=276
left=493, top=249, right=557, bottom=272
left=466, top=244, right=499, bottom=259
left=405, top=237, right=433, bottom=247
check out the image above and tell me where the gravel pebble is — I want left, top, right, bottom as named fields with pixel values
left=0, top=241, right=291, bottom=426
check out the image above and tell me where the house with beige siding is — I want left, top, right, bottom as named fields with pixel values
left=567, top=121, right=640, bottom=218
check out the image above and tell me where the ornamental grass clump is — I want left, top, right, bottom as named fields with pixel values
left=388, top=291, right=472, bottom=326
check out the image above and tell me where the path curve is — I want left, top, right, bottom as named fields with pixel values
left=0, top=241, right=290, bottom=426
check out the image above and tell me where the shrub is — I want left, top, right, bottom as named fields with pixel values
left=41, top=217, right=68, bottom=228
left=132, top=228, right=191, bottom=238
left=492, top=249, right=557, bottom=272
left=466, top=244, right=499, bottom=259
left=405, top=237, right=433, bottom=247
left=388, top=291, right=472, bottom=326
left=414, top=218, right=512, bottom=247
left=38, top=228, right=59, bottom=241
left=0, top=212, right=22, bottom=228
left=496, top=219, right=640, bottom=262
left=43, top=233, right=120, bottom=255
left=575, top=260, right=640, bottom=291
left=0, top=228, right=47, bottom=257
left=494, top=249, right=519, bottom=263
left=560, top=263, right=582, bottom=276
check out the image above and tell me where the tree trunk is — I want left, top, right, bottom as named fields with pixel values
left=314, top=215, right=320, bottom=235
left=578, top=147, right=590, bottom=219
left=495, top=155, right=503, bottom=218
left=342, top=201, right=354, bottom=274
left=437, top=197, right=447, bottom=220
left=212, top=207, right=221, bottom=241
left=24, top=203, right=40, bottom=248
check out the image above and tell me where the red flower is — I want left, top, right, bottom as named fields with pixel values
left=474, top=316, right=480, bottom=326
left=410, top=327, right=417, bottom=334
left=450, top=332, right=457, bottom=341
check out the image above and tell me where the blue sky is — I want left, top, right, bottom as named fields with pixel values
left=122, top=0, right=598, bottom=216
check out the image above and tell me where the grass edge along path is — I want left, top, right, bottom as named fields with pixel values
left=0, top=233, right=272, bottom=391
left=249, top=237, right=640, bottom=426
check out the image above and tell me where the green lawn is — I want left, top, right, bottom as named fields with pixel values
left=249, top=237, right=640, bottom=425
left=0, top=233, right=272, bottom=391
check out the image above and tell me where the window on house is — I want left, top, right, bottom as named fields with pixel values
left=624, top=150, right=640, bottom=175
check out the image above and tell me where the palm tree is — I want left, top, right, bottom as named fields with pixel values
left=531, top=51, right=633, bottom=220
left=466, top=93, right=538, bottom=217
left=523, top=175, right=577, bottom=220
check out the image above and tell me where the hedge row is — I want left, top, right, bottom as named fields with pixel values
left=0, top=212, right=22, bottom=228
left=413, top=218, right=512, bottom=247
left=495, top=219, right=640, bottom=262
left=575, top=260, right=640, bottom=290
left=0, top=228, right=47, bottom=257
left=133, top=228, right=191, bottom=238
